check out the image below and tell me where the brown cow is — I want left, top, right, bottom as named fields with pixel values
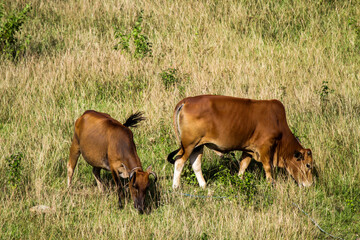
left=67, top=110, right=157, bottom=212
left=167, top=95, right=313, bottom=188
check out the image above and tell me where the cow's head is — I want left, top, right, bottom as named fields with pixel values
left=286, top=149, right=314, bottom=187
left=129, top=166, right=157, bottom=213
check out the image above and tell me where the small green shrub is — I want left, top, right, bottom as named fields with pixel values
left=214, top=165, right=257, bottom=203
left=119, top=74, right=148, bottom=99
left=200, top=232, right=209, bottom=240
left=319, top=81, right=331, bottom=102
left=5, top=152, right=24, bottom=189
left=0, top=3, right=31, bottom=60
left=113, top=29, right=130, bottom=52
left=345, top=199, right=355, bottom=212
left=114, top=10, right=152, bottom=59
left=348, top=16, right=360, bottom=50
left=318, top=80, right=334, bottom=112
left=183, top=165, right=198, bottom=186
left=160, top=68, right=180, bottom=89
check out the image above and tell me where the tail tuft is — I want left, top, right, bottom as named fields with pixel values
left=123, top=112, right=146, bottom=128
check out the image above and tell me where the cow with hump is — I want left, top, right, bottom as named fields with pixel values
left=67, top=110, right=157, bottom=213
left=167, top=95, right=314, bottom=189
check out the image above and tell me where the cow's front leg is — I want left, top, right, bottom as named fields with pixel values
left=262, top=161, right=274, bottom=184
left=258, top=145, right=275, bottom=185
left=111, top=169, right=123, bottom=209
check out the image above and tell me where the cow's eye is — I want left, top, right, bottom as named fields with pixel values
left=306, top=163, right=311, bottom=169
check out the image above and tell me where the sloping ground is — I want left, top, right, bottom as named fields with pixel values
left=0, top=0, right=359, bottom=239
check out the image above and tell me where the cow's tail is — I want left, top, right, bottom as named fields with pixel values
left=173, top=102, right=184, bottom=142
left=167, top=148, right=181, bottom=164
left=167, top=102, right=185, bottom=164
left=123, top=111, right=146, bottom=128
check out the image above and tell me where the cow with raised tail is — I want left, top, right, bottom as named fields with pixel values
left=167, top=95, right=313, bottom=189
left=67, top=110, right=157, bottom=213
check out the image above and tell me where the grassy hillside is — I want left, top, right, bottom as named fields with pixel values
left=1, top=0, right=359, bottom=239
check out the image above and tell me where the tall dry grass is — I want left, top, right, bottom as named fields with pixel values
left=1, top=0, right=359, bottom=239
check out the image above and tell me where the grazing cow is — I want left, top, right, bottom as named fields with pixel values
left=67, top=110, right=157, bottom=212
left=167, top=95, right=313, bottom=189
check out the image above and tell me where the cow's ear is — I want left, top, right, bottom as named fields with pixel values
left=294, top=150, right=303, bottom=160
left=146, top=165, right=157, bottom=182
left=129, top=171, right=136, bottom=186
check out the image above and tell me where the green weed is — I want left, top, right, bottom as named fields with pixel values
left=214, top=165, right=257, bottom=203
left=5, top=152, right=23, bottom=189
left=0, top=3, right=31, bottom=60
left=160, top=68, right=179, bottom=89
left=114, top=10, right=152, bottom=59
left=318, top=80, right=334, bottom=113
left=348, top=16, right=360, bottom=51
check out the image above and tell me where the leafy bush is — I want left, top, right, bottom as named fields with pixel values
left=214, top=165, right=257, bottom=203
left=160, top=68, right=180, bottom=89
left=0, top=3, right=31, bottom=60
left=114, top=10, right=152, bottom=59
left=183, top=165, right=198, bottom=186
left=5, top=152, right=24, bottom=189
left=318, top=80, right=334, bottom=112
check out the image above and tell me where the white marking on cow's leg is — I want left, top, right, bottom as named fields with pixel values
left=92, top=167, right=104, bottom=192
left=238, top=152, right=252, bottom=178
left=189, top=146, right=206, bottom=188
left=173, top=158, right=186, bottom=189
left=67, top=163, right=73, bottom=187
left=173, top=144, right=195, bottom=189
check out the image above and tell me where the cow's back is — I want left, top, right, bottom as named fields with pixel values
left=178, top=95, right=286, bottom=151
left=74, top=110, right=127, bottom=170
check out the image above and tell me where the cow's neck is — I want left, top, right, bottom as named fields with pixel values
left=125, top=155, right=143, bottom=172
left=277, top=130, right=302, bottom=167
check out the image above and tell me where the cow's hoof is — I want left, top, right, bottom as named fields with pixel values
left=199, top=183, right=207, bottom=189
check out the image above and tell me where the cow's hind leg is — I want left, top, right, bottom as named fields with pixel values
left=189, top=146, right=206, bottom=188
left=67, top=136, right=81, bottom=187
left=238, top=152, right=252, bottom=177
left=172, top=144, right=196, bottom=189
left=92, top=167, right=104, bottom=192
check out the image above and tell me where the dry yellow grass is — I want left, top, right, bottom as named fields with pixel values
left=0, top=0, right=359, bottom=239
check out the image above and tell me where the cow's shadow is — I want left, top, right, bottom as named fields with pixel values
left=179, top=150, right=320, bottom=189
left=190, top=152, right=266, bottom=184
left=181, top=151, right=310, bottom=185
